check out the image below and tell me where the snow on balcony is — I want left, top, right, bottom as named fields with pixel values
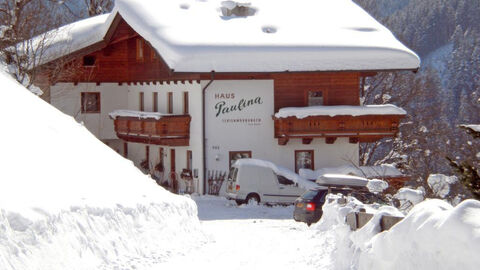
left=274, top=104, right=406, bottom=119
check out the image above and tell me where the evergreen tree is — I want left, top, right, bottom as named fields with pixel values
left=447, top=125, right=480, bottom=200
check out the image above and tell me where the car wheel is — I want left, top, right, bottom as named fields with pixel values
left=245, top=193, right=260, bottom=205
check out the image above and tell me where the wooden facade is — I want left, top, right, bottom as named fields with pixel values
left=113, top=115, right=191, bottom=146
left=273, top=114, right=404, bottom=145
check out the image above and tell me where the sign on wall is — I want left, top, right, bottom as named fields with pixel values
left=213, top=92, right=264, bottom=126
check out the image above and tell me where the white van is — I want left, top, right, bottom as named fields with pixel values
left=225, top=159, right=308, bottom=205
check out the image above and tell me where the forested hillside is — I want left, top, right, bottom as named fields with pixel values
left=356, top=0, right=480, bottom=191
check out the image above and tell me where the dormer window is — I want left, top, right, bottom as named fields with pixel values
left=220, top=1, right=257, bottom=17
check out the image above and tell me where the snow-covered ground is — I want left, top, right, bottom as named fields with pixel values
left=0, top=70, right=206, bottom=270
left=149, top=195, right=335, bottom=270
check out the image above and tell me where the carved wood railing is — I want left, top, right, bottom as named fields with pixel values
left=113, top=115, right=191, bottom=146
left=273, top=114, right=404, bottom=145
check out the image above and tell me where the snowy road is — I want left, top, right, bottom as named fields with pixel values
left=149, top=196, right=335, bottom=270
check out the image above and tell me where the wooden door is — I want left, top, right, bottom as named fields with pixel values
left=170, top=149, right=177, bottom=192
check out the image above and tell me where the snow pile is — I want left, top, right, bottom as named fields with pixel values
left=315, top=195, right=480, bottom=270
left=427, top=174, right=458, bottom=198
left=233, top=158, right=317, bottom=190
left=393, top=187, right=425, bottom=212
left=359, top=199, right=480, bottom=269
left=0, top=71, right=205, bottom=270
left=274, top=104, right=406, bottom=119
left=366, top=179, right=389, bottom=193
left=300, top=164, right=403, bottom=180
left=109, top=109, right=177, bottom=120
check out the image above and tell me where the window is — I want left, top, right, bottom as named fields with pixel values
left=294, top=150, right=314, bottom=173
left=153, top=92, right=158, bottom=112
left=186, top=150, right=192, bottom=170
left=308, top=91, right=324, bottom=106
left=151, top=46, right=157, bottom=60
left=83, top=55, right=96, bottom=66
left=136, top=38, right=144, bottom=61
left=145, top=145, right=150, bottom=163
left=183, top=91, right=189, bottom=114
left=167, top=92, right=173, bottom=114
left=229, top=151, right=252, bottom=168
left=277, top=175, right=294, bottom=185
left=81, top=92, right=100, bottom=113
left=139, top=92, right=144, bottom=111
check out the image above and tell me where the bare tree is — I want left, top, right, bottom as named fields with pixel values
left=0, top=0, right=65, bottom=91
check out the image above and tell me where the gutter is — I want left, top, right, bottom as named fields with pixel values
left=202, top=72, right=215, bottom=195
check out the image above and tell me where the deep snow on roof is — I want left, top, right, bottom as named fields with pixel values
left=43, top=0, right=420, bottom=72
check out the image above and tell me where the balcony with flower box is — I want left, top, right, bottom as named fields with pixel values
left=273, top=105, right=406, bottom=145
left=110, top=110, right=191, bottom=146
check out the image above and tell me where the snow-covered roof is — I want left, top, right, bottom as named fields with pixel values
left=274, top=104, right=406, bottom=119
left=109, top=109, right=181, bottom=120
left=42, top=0, right=420, bottom=72
left=233, top=158, right=317, bottom=190
left=40, top=13, right=112, bottom=65
left=461, top=124, right=480, bottom=132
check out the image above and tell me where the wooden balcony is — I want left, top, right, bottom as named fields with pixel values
left=113, top=114, right=191, bottom=146
left=273, top=114, right=404, bottom=145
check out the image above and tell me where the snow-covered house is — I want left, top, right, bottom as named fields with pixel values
left=36, top=0, right=419, bottom=194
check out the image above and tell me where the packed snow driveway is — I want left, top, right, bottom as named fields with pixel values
left=149, top=196, right=335, bottom=270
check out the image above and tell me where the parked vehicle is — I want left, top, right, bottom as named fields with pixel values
left=294, top=182, right=386, bottom=226
left=225, top=160, right=307, bottom=205
left=293, top=187, right=329, bottom=226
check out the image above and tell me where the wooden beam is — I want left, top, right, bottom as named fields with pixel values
left=349, top=137, right=359, bottom=144
left=302, top=138, right=313, bottom=144
left=325, top=137, right=337, bottom=144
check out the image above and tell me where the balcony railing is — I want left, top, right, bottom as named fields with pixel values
left=111, top=110, right=190, bottom=146
left=273, top=105, right=405, bottom=145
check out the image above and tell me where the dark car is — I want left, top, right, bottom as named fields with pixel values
left=293, top=188, right=328, bottom=226
left=294, top=186, right=386, bottom=226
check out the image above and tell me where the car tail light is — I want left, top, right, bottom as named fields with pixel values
left=306, top=202, right=316, bottom=211
left=236, top=185, right=240, bottom=191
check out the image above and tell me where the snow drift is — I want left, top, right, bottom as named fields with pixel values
left=316, top=195, right=480, bottom=270
left=0, top=71, right=205, bottom=270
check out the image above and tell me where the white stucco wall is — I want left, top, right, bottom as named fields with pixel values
left=51, top=82, right=204, bottom=194
left=51, top=83, right=128, bottom=139
left=204, top=80, right=359, bottom=176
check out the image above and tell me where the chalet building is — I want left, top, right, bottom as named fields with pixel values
left=37, top=0, right=420, bottom=194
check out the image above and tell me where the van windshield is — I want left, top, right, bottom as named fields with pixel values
left=228, top=167, right=238, bottom=182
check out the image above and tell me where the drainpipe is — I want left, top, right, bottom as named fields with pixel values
left=202, top=72, right=215, bottom=195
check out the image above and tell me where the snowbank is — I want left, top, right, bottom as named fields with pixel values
left=275, top=104, right=406, bottom=119
left=233, top=158, right=317, bottom=190
left=315, top=194, right=480, bottom=270
left=462, top=124, right=480, bottom=132
left=0, top=70, right=205, bottom=269
left=360, top=199, right=480, bottom=269
left=300, top=164, right=403, bottom=180
left=394, top=187, right=425, bottom=205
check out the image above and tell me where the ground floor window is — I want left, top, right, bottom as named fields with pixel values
left=295, top=150, right=314, bottom=173
left=81, top=92, right=100, bottom=113
left=229, top=151, right=252, bottom=168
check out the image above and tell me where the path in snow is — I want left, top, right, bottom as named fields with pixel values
left=149, top=196, right=335, bottom=270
